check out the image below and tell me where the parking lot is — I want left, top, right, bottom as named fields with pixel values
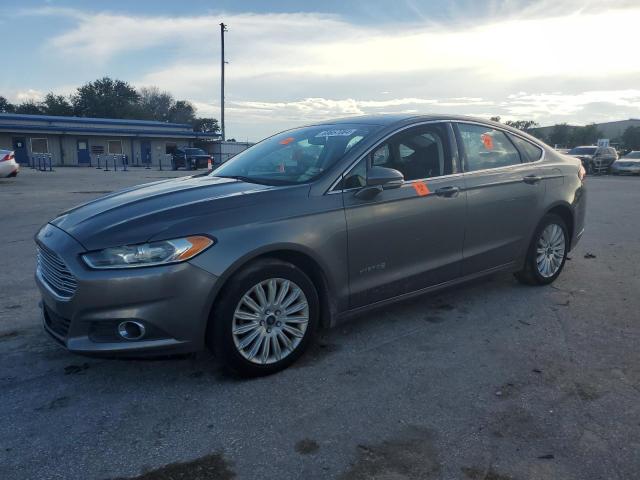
left=0, top=167, right=639, bottom=480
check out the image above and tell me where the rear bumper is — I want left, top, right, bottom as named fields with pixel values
left=36, top=224, right=220, bottom=357
left=570, top=184, right=587, bottom=251
left=0, top=161, right=18, bottom=177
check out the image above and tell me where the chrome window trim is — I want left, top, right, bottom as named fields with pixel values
left=326, top=119, right=547, bottom=195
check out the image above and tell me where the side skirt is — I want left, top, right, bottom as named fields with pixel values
left=334, top=261, right=518, bottom=324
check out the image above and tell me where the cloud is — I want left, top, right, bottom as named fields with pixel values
left=16, top=89, right=45, bottom=102
left=14, top=2, right=640, bottom=139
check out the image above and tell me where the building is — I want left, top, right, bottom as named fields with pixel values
left=0, top=113, right=220, bottom=168
left=590, top=119, right=640, bottom=140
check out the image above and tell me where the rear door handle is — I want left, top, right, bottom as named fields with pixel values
left=522, top=175, right=542, bottom=184
left=435, top=186, right=460, bottom=197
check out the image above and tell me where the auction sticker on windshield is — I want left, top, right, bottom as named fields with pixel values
left=315, top=129, right=357, bottom=137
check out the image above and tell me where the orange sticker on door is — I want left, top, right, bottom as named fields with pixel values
left=413, top=181, right=430, bottom=196
left=481, top=133, right=494, bottom=150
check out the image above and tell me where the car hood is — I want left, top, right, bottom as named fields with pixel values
left=51, top=175, right=278, bottom=250
left=619, top=158, right=640, bottom=163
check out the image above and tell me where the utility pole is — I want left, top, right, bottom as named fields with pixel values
left=220, top=22, right=227, bottom=141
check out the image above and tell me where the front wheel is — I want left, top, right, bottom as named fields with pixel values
left=208, top=259, right=319, bottom=376
left=515, top=214, right=569, bottom=285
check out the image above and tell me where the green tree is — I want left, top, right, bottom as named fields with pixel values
left=138, top=86, right=174, bottom=122
left=192, top=117, right=220, bottom=134
left=168, top=100, right=196, bottom=124
left=41, top=93, right=74, bottom=116
left=71, top=77, right=140, bottom=118
left=0, top=96, right=15, bottom=113
left=622, top=126, right=640, bottom=150
left=570, top=124, right=602, bottom=146
left=548, top=123, right=571, bottom=147
left=505, top=120, right=539, bottom=133
left=15, top=100, right=44, bottom=114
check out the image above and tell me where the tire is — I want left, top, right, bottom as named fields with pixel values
left=515, top=213, right=569, bottom=286
left=207, top=258, right=319, bottom=377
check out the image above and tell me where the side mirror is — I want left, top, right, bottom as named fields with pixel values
left=354, top=166, right=404, bottom=200
left=367, top=166, right=404, bottom=189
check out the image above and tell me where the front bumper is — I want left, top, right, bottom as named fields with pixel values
left=35, top=224, right=219, bottom=357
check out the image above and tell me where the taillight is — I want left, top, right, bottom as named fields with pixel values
left=578, top=163, right=586, bottom=181
left=1, top=152, right=14, bottom=162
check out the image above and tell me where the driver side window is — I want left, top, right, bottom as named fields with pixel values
left=335, top=123, right=453, bottom=191
left=369, top=124, right=452, bottom=181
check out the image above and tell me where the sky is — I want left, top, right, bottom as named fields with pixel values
left=2, top=0, right=640, bottom=140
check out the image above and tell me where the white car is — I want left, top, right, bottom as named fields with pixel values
left=611, top=151, right=640, bottom=175
left=0, top=149, right=19, bottom=178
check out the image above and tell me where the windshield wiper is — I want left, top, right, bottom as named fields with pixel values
left=214, top=175, right=264, bottom=184
left=214, top=175, right=295, bottom=186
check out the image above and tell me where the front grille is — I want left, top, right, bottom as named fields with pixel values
left=44, top=306, right=71, bottom=339
left=37, top=244, right=78, bottom=299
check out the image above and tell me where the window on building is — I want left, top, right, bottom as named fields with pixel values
left=31, top=138, right=49, bottom=154
left=107, top=140, right=123, bottom=154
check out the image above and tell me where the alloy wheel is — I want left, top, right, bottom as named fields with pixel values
left=231, top=278, right=309, bottom=365
left=536, top=223, right=566, bottom=278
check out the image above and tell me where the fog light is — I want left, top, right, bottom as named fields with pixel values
left=117, top=321, right=146, bottom=341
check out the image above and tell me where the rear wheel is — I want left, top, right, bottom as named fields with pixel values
left=208, top=259, right=319, bottom=376
left=515, top=214, right=569, bottom=285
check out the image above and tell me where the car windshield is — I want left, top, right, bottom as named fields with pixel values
left=568, top=147, right=597, bottom=155
left=623, top=151, right=640, bottom=159
left=211, top=124, right=378, bottom=185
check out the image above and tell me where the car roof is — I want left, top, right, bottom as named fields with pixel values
left=316, top=113, right=504, bottom=126
left=304, top=114, right=544, bottom=146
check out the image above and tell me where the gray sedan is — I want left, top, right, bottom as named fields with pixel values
left=35, top=115, right=586, bottom=376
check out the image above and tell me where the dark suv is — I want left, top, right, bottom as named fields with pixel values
left=567, top=146, right=618, bottom=173
left=171, top=148, right=214, bottom=170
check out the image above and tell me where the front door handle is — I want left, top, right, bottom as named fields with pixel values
left=435, top=186, right=460, bottom=197
left=522, top=175, right=542, bottom=184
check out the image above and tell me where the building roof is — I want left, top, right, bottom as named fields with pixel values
left=0, top=113, right=190, bottom=128
left=0, top=113, right=219, bottom=139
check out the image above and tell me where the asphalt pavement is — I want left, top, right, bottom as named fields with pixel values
left=0, top=168, right=638, bottom=480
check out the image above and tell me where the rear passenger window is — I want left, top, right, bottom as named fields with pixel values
left=457, top=124, right=521, bottom=172
left=508, top=134, right=543, bottom=162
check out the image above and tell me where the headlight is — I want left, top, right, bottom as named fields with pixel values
left=82, top=236, right=214, bottom=269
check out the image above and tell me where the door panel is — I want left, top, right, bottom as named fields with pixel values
left=342, top=122, right=466, bottom=309
left=12, top=137, right=28, bottom=164
left=140, top=141, right=152, bottom=165
left=344, top=177, right=466, bottom=308
left=454, top=122, right=545, bottom=275
left=462, top=164, right=543, bottom=273
left=77, top=139, right=90, bottom=164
